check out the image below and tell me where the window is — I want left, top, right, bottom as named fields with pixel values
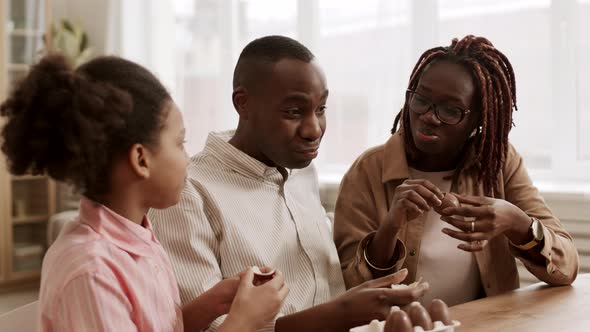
left=576, top=0, right=590, bottom=161
left=133, top=0, right=589, bottom=183
left=165, top=0, right=297, bottom=153
left=315, top=0, right=412, bottom=173
left=438, top=0, right=554, bottom=170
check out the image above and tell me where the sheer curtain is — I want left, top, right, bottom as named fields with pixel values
left=139, top=0, right=589, bottom=184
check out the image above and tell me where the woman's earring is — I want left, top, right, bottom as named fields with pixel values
left=469, top=126, right=481, bottom=138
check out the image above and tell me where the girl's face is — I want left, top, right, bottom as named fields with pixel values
left=145, top=101, right=189, bottom=209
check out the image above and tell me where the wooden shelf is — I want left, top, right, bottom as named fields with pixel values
left=7, top=63, right=29, bottom=71
left=1, top=0, right=53, bottom=289
left=9, top=270, right=41, bottom=281
left=12, top=215, right=48, bottom=224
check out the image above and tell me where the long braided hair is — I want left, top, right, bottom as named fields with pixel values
left=392, top=35, right=517, bottom=196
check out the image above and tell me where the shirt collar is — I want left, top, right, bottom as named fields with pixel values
left=203, top=130, right=288, bottom=184
left=78, top=197, right=154, bottom=257
left=382, top=132, right=411, bottom=183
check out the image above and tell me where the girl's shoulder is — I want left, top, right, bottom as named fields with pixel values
left=41, top=221, right=130, bottom=291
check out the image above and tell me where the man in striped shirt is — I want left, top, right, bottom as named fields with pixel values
left=149, top=35, right=428, bottom=331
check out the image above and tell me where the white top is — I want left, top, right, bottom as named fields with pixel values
left=409, top=168, right=482, bottom=306
left=148, top=130, right=346, bottom=331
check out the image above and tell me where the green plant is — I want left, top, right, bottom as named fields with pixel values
left=47, top=19, right=92, bottom=67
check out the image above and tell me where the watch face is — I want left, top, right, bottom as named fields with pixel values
left=532, top=218, right=544, bottom=241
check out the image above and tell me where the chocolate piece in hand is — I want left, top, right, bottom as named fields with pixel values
left=252, top=266, right=276, bottom=286
left=433, top=192, right=460, bottom=215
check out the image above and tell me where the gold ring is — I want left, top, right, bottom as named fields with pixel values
left=471, top=221, right=475, bottom=233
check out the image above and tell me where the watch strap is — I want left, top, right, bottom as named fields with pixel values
left=510, top=217, right=542, bottom=250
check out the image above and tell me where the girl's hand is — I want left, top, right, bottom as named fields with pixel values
left=222, top=267, right=289, bottom=331
left=203, top=276, right=241, bottom=316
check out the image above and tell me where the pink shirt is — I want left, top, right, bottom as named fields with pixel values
left=39, top=197, right=183, bottom=331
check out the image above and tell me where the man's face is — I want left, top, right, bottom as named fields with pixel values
left=247, top=59, right=328, bottom=169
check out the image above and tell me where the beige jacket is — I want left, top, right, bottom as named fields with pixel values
left=334, top=132, right=579, bottom=297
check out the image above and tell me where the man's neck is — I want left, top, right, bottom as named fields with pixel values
left=228, top=128, right=276, bottom=167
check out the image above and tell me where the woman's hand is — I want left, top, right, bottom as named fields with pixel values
left=386, top=179, right=444, bottom=228
left=367, top=180, right=443, bottom=270
left=439, top=194, right=533, bottom=252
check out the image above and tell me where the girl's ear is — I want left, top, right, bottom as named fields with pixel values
left=128, top=144, right=151, bottom=179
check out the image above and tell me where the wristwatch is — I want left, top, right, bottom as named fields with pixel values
left=511, top=217, right=544, bottom=250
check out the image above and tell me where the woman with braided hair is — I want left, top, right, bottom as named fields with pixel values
left=333, top=35, right=579, bottom=306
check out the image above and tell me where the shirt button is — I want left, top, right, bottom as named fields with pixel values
left=410, top=250, right=416, bottom=256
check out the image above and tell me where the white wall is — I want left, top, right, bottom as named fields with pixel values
left=51, top=0, right=114, bottom=54
left=51, top=0, right=175, bottom=89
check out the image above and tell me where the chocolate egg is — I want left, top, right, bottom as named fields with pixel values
left=434, top=192, right=460, bottom=214
left=406, top=209, right=421, bottom=221
left=252, top=266, right=276, bottom=286
left=408, top=302, right=434, bottom=330
left=428, top=299, right=453, bottom=325
left=384, top=309, right=413, bottom=332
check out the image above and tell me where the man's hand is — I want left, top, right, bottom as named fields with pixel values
left=330, top=269, right=429, bottom=329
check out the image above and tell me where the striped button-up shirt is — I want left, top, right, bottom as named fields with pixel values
left=149, top=130, right=346, bottom=331
left=39, top=197, right=183, bottom=331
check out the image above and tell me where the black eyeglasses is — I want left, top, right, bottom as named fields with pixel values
left=406, top=89, right=471, bottom=125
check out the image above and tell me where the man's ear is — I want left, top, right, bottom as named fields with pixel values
left=232, top=87, right=250, bottom=119
left=128, top=144, right=151, bottom=179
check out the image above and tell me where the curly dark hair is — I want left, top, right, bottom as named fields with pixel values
left=392, top=35, right=517, bottom=196
left=1, top=54, right=171, bottom=202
